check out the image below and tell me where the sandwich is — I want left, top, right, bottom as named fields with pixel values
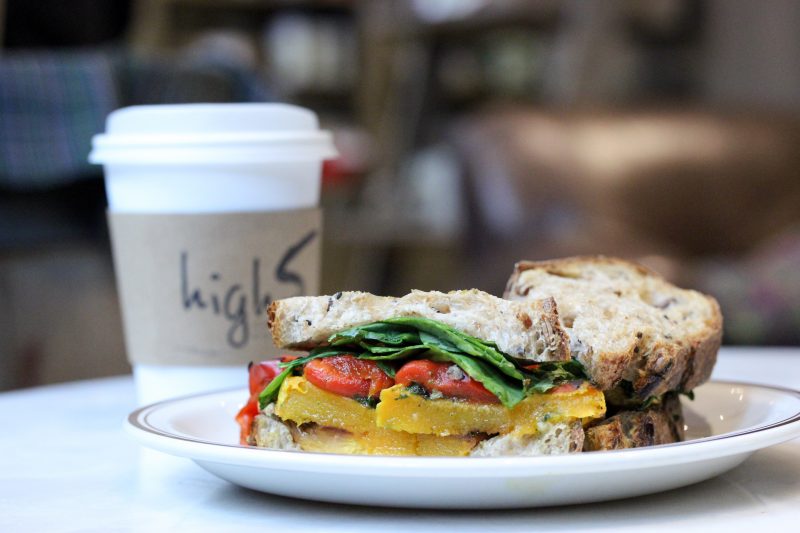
left=236, top=289, right=607, bottom=456
left=236, top=256, right=722, bottom=455
left=503, top=256, right=722, bottom=450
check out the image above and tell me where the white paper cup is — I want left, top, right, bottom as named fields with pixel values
left=90, top=103, right=336, bottom=404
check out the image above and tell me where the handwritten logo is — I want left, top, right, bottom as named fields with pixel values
left=180, top=230, right=317, bottom=349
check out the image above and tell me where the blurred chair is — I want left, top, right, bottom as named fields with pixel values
left=454, top=108, right=800, bottom=256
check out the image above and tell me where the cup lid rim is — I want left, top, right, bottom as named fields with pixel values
left=89, top=104, right=338, bottom=164
left=92, top=130, right=333, bottom=148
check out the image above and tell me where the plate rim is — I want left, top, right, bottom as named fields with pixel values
left=125, top=379, right=800, bottom=475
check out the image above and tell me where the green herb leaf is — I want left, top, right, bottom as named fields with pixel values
left=352, top=395, right=381, bottom=408
left=329, top=323, right=420, bottom=346
left=522, top=360, right=588, bottom=394
left=640, top=395, right=662, bottom=410
left=405, top=382, right=429, bottom=398
left=258, top=367, right=292, bottom=410
left=375, top=360, right=396, bottom=378
left=383, top=317, right=524, bottom=381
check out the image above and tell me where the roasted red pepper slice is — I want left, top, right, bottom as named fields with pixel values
left=395, top=359, right=499, bottom=403
left=237, top=359, right=283, bottom=445
left=303, top=355, right=395, bottom=400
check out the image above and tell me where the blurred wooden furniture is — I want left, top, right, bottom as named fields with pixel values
left=455, top=108, right=800, bottom=257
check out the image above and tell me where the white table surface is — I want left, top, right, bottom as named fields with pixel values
left=1, top=347, right=798, bottom=532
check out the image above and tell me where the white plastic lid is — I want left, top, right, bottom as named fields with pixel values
left=89, top=103, right=337, bottom=164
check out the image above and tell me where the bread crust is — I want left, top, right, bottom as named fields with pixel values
left=583, top=393, right=685, bottom=451
left=504, top=256, right=722, bottom=397
left=267, top=289, right=570, bottom=362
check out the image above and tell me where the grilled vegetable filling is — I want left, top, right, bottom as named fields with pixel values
left=258, top=317, right=587, bottom=409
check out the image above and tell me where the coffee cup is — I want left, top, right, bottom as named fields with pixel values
left=90, top=103, right=336, bottom=404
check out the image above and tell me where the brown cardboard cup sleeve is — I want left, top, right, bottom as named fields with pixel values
left=108, top=208, right=321, bottom=366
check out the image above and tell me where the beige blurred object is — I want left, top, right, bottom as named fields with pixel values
left=461, top=107, right=800, bottom=256
left=0, top=247, right=129, bottom=391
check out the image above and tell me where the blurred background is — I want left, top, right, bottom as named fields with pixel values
left=2, top=0, right=800, bottom=391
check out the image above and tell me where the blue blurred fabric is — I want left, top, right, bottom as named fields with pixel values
left=0, top=48, right=269, bottom=190
left=0, top=50, right=117, bottom=189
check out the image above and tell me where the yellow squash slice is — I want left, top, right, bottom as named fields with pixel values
left=274, top=376, right=605, bottom=454
left=375, top=383, right=605, bottom=436
left=276, top=377, right=479, bottom=455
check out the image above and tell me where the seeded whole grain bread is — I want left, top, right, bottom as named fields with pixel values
left=583, top=393, right=685, bottom=451
left=504, top=256, right=722, bottom=398
left=268, top=289, right=570, bottom=361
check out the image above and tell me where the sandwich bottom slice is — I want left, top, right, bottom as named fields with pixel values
left=252, top=376, right=605, bottom=456
left=237, top=314, right=607, bottom=457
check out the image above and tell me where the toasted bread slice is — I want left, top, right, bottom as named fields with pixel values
left=583, top=393, right=684, bottom=451
left=268, top=289, right=570, bottom=361
left=504, top=256, right=721, bottom=397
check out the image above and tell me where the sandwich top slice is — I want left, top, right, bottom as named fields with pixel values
left=237, top=289, right=606, bottom=456
left=504, top=256, right=722, bottom=400
left=268, top=289, right=570, bottom=360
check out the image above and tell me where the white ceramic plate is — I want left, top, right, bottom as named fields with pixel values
left=125, top=381, right=800, bottom=509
